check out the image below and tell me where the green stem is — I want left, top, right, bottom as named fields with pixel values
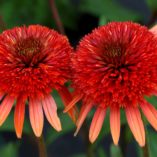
left=81, top=122, right=95, bottom=157
left=119, top=125, right=128, bottom=157
left=36, top=136, right=48, bottom=157
left=0, top=16, right=6, bottom=31
left=141, top=114, right=150, bottom=157
left=49, top=0, right=65, bottom=34
left=142, top=142, right=149, bottom=157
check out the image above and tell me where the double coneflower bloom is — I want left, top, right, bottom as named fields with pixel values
left=1, top=22, right=157, bottom=147
left=0, top=25, right=76, bottom=138
left=65, top=22, right=157, bottom=146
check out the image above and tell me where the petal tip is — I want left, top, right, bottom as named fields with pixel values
left=139, top=140, right=145, bottom=147
left=55, top=124, right=62, bottom=132
left=113, top=141, right=119, bottom=146
left=16, top=132, right=22, bottom=139
left=74, top=128, right=79, bottom=137
left=89, top=135, right=96, bottom=144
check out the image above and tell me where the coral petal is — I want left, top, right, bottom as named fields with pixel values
left=14, top=97, right=26, bottom=138
left=110, top=107, right=120, bottom=145
left=63, top=94, right=82, bottom=113
left=150, top=25, right=157, bottom=36
left=74, top=103, right=93, bottom=136
left=29, top=98, right=44, bottom=137
left=140, top=100, right=157, bottom=130
left=0, top=95, right=14, bottom=126
left=0, top=94, right=4, bottom=101
left=42, top=95, right=61, bottom=131
left=125, top=106, right=145, bottom=147
left=89, top=107, right=106, bottom=143
left=58, top=87, right=78, bottom=122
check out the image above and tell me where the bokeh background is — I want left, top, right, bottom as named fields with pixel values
left=0, top=0, right=157, bottom=157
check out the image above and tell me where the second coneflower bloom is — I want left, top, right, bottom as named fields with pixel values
left=0, top=25, right=75, bottom=138
left=65, top=22, right=157, bottom=146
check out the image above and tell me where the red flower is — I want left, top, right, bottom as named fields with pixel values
left=65, top=22, right=157, bottom=146
left=0, top=25, right=75, bottom=138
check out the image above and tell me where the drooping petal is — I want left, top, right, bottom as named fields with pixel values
left=125, top=106, right=145, bottom=147
left=42, top=95, right=61, bottom=131
left=0, top=94, right=4, bottom=101
left=14, top=96, right=26, bottom=138
left=58, top=87, right=78, bottom=122
left=74, top=103, right=93, bottom=136
left=0, top=95, right=14, bottom=126
left=110, top=106, right=120, bottom=145
left=149, top=25, right=157, bottom=36
left=140, top=100, right=157, bottom=130
left=63, top=94, right=82, bottom=113
left=29, top=98, right=44, bottom=137
left=89, top=107, right=106, bottom=143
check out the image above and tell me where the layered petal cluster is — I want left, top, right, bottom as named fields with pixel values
left=0, top=25, right=75, bottom=138
left=65, top=22, right=157, bottom=146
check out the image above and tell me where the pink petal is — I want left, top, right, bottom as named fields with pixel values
left=29, top=98, right=44, bottom=137
left=110, top=106, right=120, bottom=145
left=74, top=103, right=93, bottom=136
left=89, top=107, right=106, bottom=143
left=125, top=106, right=145, bottom=147
left=42, top=95, right=61, bottom=131
left=14, top=96, right=26, bottom=138
left=140, top=100, right=157, bottom=130
left=0, top=95, right=14, bottom=126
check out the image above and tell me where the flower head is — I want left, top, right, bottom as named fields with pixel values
left=0, top=25, right=75, bottom=138
left=65, top=22, right=157, bottom=146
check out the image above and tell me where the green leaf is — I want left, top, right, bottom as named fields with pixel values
left=99, top=15, right=108, bottom=26
left=0, top=142, right=19, bottom=157
left=79, top=0, right=141, bottom=22
left=52, top=90, right=64, bottom=110
left=110, top=144, right=123, bottom=157
left=136, top=146, right=144, bottom=157
left=145, top=0, right=157, bottom=10
left=97, top=147, right=107, bottom=157
left=147, top=128, right=157, bottom=157
left=0, top=0, right=54, bottom=28
left=145, top=96, right=157, bottom=108
left=45, top=113, right=75, bottom=145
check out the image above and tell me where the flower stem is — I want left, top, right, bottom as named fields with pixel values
left=142, top=139, right=149, bottom=157
left=36, top=136, right=48, bottom=157
left=0, top=16, right=6, bottom=31
left=49, top=0, right=65, bottom=34
left=81, top=122, right=95, bottom=157
left=120, top=125, right=128, bottom=157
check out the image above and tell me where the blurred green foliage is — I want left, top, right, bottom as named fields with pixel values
left=0, top=0, right=150, bottom=31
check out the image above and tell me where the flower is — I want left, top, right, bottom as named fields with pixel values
left=64, top=22, right=157, bottom=146
left=0, top=25, right=76, bottom=138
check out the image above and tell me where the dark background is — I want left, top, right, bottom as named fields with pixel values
left=0, top=0, right=157, bottom=157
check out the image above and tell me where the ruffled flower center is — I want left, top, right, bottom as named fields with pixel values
left=103, top=45, right=131, bottom=79
left=14, top=37, right=43, bottom=66
left=16, top=37, right=42, bottom=56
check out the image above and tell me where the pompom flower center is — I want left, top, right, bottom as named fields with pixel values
left=14, top=37, right=43, bottom=66
left=16, top=37, right=42, bottom=56
left=104, top=45, right=130, bottom=79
